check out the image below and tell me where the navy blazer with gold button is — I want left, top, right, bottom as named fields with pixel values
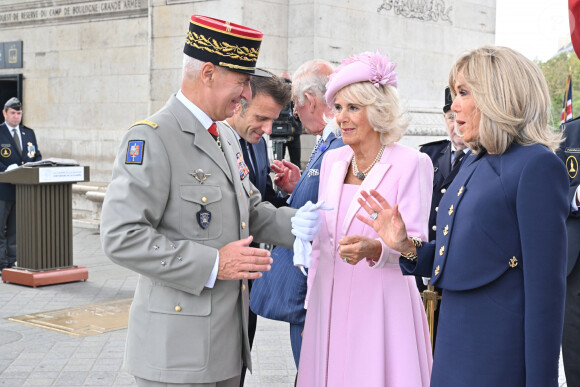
left=401, top=143, right=569, bottom=387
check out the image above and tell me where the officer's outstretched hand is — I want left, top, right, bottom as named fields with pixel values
left=217, top=236, right=273, bottom=280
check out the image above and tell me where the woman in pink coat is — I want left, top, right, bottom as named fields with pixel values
left=297, top=51, right=434, bottom=386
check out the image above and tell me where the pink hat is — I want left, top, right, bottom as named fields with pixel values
left=325, top=50, right=398, bottom=106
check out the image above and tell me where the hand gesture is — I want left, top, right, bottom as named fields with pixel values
left=271, top=159, right=300, bottom=193
left=217, top=236, right=273, bottom=280
left=355, top=189, right=409, bottom=253
left=338, top=235, right=382, bottom=265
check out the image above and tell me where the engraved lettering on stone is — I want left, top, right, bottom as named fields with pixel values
left=377, top=0, right=453, bottom=24
left=0, top=0, right=146, bottom=28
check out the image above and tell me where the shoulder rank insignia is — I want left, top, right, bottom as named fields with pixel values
left=236, top=152, right=250, bottom=180
left=130, top=120, right=158, bottom=129
left=126, top=140, right=145, bottom=164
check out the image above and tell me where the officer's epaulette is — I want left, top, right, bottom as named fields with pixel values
left=419, top=139, right=449, bottom=148
left=129, top=120, right=158, bottom=130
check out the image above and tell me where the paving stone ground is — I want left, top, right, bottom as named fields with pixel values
left=0, top=227, right=567, bottom=386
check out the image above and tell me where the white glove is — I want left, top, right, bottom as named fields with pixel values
left=292, top=200, right=333, bottom=275
left=291, top=200, right=332, bottom=241
left=293, top=237, right=311, bottom=276
left=6, top=164, right=18, bottom=172
left=423, top=277, right=431, bottom=286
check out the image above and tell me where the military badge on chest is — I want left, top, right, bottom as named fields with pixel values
left=236, top=152, right=249, bottom=180
left=189, top=168, right=213, bottom=229
left=27, top=142, right=36, bottom=158
left=197, top=205, right=211, bottom=229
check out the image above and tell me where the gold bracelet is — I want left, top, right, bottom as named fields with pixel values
left=400, top=236, right=423, bottom=261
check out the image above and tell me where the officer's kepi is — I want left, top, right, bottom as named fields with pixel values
left=184, top=15, right=271, bottom=78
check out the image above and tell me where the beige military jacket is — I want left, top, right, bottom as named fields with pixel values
left=100, top=95, right=296, bottom=384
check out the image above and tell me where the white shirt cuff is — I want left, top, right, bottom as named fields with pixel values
left=205, top=252, right=219, bottom=288
left=572, top=186, right=580, bottom=212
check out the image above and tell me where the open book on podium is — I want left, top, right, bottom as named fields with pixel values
left=0, top=159, right=90, bottom=287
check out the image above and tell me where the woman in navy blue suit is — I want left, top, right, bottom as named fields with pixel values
left=357, top=46, right=569, bottom=386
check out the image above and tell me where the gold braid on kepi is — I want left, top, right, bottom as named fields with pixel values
left=183, top=15, right=271, bottom=78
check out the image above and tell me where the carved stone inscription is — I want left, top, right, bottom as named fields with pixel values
left=377, top=0, right=453, bottom=24
left=0, top=0, right=147, bottom=28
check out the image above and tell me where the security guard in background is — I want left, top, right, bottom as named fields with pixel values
left=416, top=87, right=468, bottom=348
left=558, top=115, right=580, bottom=386
left=0, top=97, right=42, bottom=272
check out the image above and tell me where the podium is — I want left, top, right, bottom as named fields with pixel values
left=0, top=165, right=90, bottom=287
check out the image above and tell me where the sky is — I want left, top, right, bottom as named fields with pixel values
left=495, top=0, right=572, bottom=62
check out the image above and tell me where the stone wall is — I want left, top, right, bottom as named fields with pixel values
left=0, top=0, right=495, bottom=223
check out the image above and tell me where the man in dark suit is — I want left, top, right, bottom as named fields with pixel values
left=225, top=71, right=290, bottom=209
left=417, top=87, right=468, bottom=348
left=250, top=59, right=345, bottom=368
left=0, top=97, right=42, bottom=272
left=224, top=71, right=291, bottom=386
left=558, top=116, right=580, bottom=386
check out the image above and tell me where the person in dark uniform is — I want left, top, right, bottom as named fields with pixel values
left=223, top=71, right=291, bottom=386
left=416, top=87, right=468, bottom=348
left=0, top=97, right=42, bottom=272
left=420, top=87, right=468, bottom=242
left=558, top=116, right=580, bottom=387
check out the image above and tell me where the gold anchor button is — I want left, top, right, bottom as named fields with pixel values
left=439, top=246, right=445, bottom=256
left=458, top=186, right=464, bottom=196
left=174, top=305, right=182, bottom=312
left=448, top=204, right=454, bottom=216
left=443, top=225, right=449, bottom=236
left=509, top=256, right=518, bottom=268
left=435, top=265, right=440, bottom=276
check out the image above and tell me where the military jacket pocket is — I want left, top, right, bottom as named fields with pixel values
left=148, top=284, right=212, bottom=316
left=146, top=285, right=212, bottom=370
left=180, top=185, right=223, bottom=240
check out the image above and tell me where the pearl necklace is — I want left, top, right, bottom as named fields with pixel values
left=352, top=145, right=386, bottom=180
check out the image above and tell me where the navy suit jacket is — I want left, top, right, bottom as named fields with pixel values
left=401, top=143, right=568, bottom=386
left=250, top=132, right=345, bottom=324
left=0, top=122, right=42, bottom=200
left=250, top=138, right=288, bottom=208
left=557, top=116, right=580, bottom=276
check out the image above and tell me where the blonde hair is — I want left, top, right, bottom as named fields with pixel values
left=449, top=46, right=561, bottom=154
left=333, top=82, right=409, bottom=146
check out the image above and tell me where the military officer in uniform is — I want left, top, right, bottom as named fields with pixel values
left=0, top=97, right=42, bottom=272
left=415, top=87, right=468, bottom=348
left=420, top=87, right=468, bottom=243
left=558, top=116, right=580, bottom=386
left=100, top=15, right=322, bottom=387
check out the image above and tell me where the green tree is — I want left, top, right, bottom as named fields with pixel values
left=537, top=51, right=580, bottom=129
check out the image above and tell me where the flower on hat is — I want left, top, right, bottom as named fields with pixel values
left=330, top=50, right=398, bottom=89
